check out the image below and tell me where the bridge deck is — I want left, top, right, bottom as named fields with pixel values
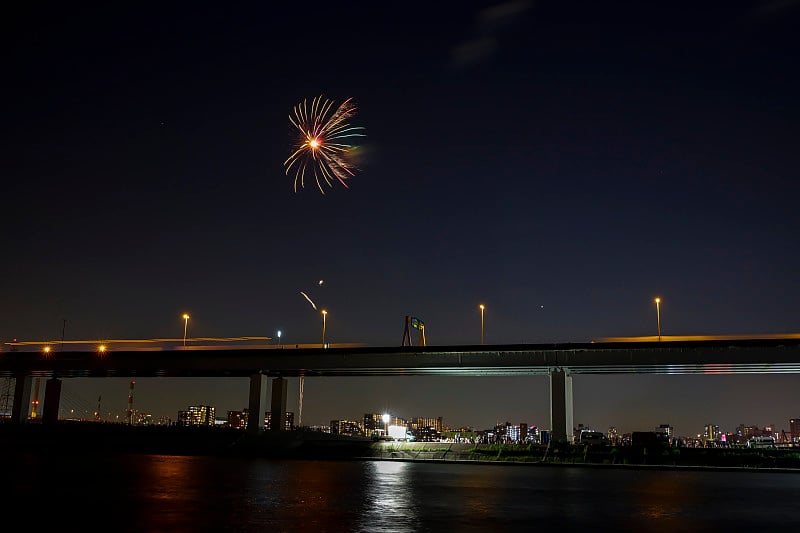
left=2, top=338, right=800, bottom=378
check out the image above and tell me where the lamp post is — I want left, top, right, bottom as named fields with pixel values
left=654, top=298, right=662, bottom=342
left=382, top=413, right=391, bottom=439
left=479, top=304, right=486, bottom=345
left=182, top=313, right=190, bottom=349
left=321, top=309, right=328, bottom=347
left=277, top=330, right=282, bottom=348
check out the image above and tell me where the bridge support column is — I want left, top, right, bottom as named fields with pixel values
left=549, top=368, right=573, bottom=443
left=247, top=374, right=267, bottom=434
left=11, top=374, right=33, bottom=424
left=42, top=377, right=62, bottom=424
left=270, top=377, right=287, bottom=431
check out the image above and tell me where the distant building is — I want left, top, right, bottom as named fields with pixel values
left=409, top=417, right=443, bottom=433
left=703, top=424, right=721, bottom=442
left=363, top=413, right=384, bottom=437
left=735, top=424, right=771, bottom=440
left=655, top=424, right=673, bottom=439
left=491, top=422, right=527, bottom=443
left=264, top=411, right=294, bottom=430
left=227, top=409, right=248, bottom=429
left=390, top=415, right=408, bottom=428
left=178, top=405, right=215, bottom=427
left=331, top=419, right=363, bottom=437
left=790, top=418, right=799, bottom=442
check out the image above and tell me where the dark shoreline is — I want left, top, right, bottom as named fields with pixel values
left=362, top=456, right=800, bottom=473
left=3, top=422, right=799, bottom=472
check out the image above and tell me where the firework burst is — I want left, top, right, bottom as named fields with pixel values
left=284, top=95, right=366, bottom=194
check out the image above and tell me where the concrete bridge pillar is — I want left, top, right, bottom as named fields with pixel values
left=549, top=368, right=574, bottom=443
left=270, top=377, right=288, bottom=430
left=247, top=373, right=267, bottom=434
left=42, top=377, right=62, bottom=423
left=11, top=374, right=33, bottom=424
left=246, top=374, right=267, bottom=434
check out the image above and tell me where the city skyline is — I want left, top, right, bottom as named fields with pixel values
left=40, top=381, right=800, bottom=443
left=3, top=2, right=799, bottom=435
left=10, top=371, right=794, bottom=439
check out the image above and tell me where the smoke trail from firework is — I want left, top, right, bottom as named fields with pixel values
left=284, top=95, right=366, bottom=194
left=300, top=291, right=317, bottom=310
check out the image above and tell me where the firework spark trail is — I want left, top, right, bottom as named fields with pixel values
left=300, top=291, right=317, bottom=310
left=284, top=95, right=366, bottom=194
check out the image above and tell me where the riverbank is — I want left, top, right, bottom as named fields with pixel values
left=0, top=421, right=375, bottom=458
left=367, top=441, right=800, bottom=472
left=3, top=422, right=799, bottom=471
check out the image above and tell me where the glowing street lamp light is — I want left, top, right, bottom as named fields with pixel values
left=321, top=309, right=328, bottom=347
left=479, top=304, right=486, bottom=345
left=382, top=413, right=391, bottom=438
left=654, top=298, right=662, bottom=342
left=182, top=313, right=190, bottom=349
left=277, top=330, right=282, bottom=348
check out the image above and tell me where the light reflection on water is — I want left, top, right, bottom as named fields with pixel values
left=5, top=453, right=800, bottom=532
left=356, top=461, right=419, bottom=532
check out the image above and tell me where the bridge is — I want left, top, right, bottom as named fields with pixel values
left=2, top=335, right=800, bottom=442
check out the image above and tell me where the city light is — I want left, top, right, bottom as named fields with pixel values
left=654, top=298, right=662, bottom=342
left=479, top=304, right=486, bottom=345
left=321, top=309, right=328, bottom=347
left=182, top=313, right=190, bottom=349
left=382, top=413, right=391, bottom=437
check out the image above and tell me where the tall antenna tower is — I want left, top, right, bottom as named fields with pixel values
left=126, top=380, right=135, bottom=425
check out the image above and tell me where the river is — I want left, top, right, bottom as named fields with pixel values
left=4, top=452, right=800, bottom=532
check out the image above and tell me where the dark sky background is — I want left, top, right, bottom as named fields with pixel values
left=3, top=1, right=799, bottom=437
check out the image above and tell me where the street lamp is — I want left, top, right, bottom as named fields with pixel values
left=321, top=309, right=328, bottom=347
left=654, top=298, right=662, bottom=342
left=182, top=313, right=190, bottom=349
left=277, top=330, right=282, bottom=348
left=382, top=413, right=391, bottom=439
left=479, top=304, right=486, bottom=345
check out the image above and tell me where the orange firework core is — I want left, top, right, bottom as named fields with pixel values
left=309, top=138, right=320, bottom=148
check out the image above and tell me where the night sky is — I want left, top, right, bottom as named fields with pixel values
left=3, top=1, right=799, bottom=437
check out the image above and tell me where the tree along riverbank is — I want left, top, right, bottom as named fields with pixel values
left=2, top=423, right=799, bottom=470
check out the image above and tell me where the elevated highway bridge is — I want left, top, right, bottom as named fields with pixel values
left=3, top=335, right=800, bottom=441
